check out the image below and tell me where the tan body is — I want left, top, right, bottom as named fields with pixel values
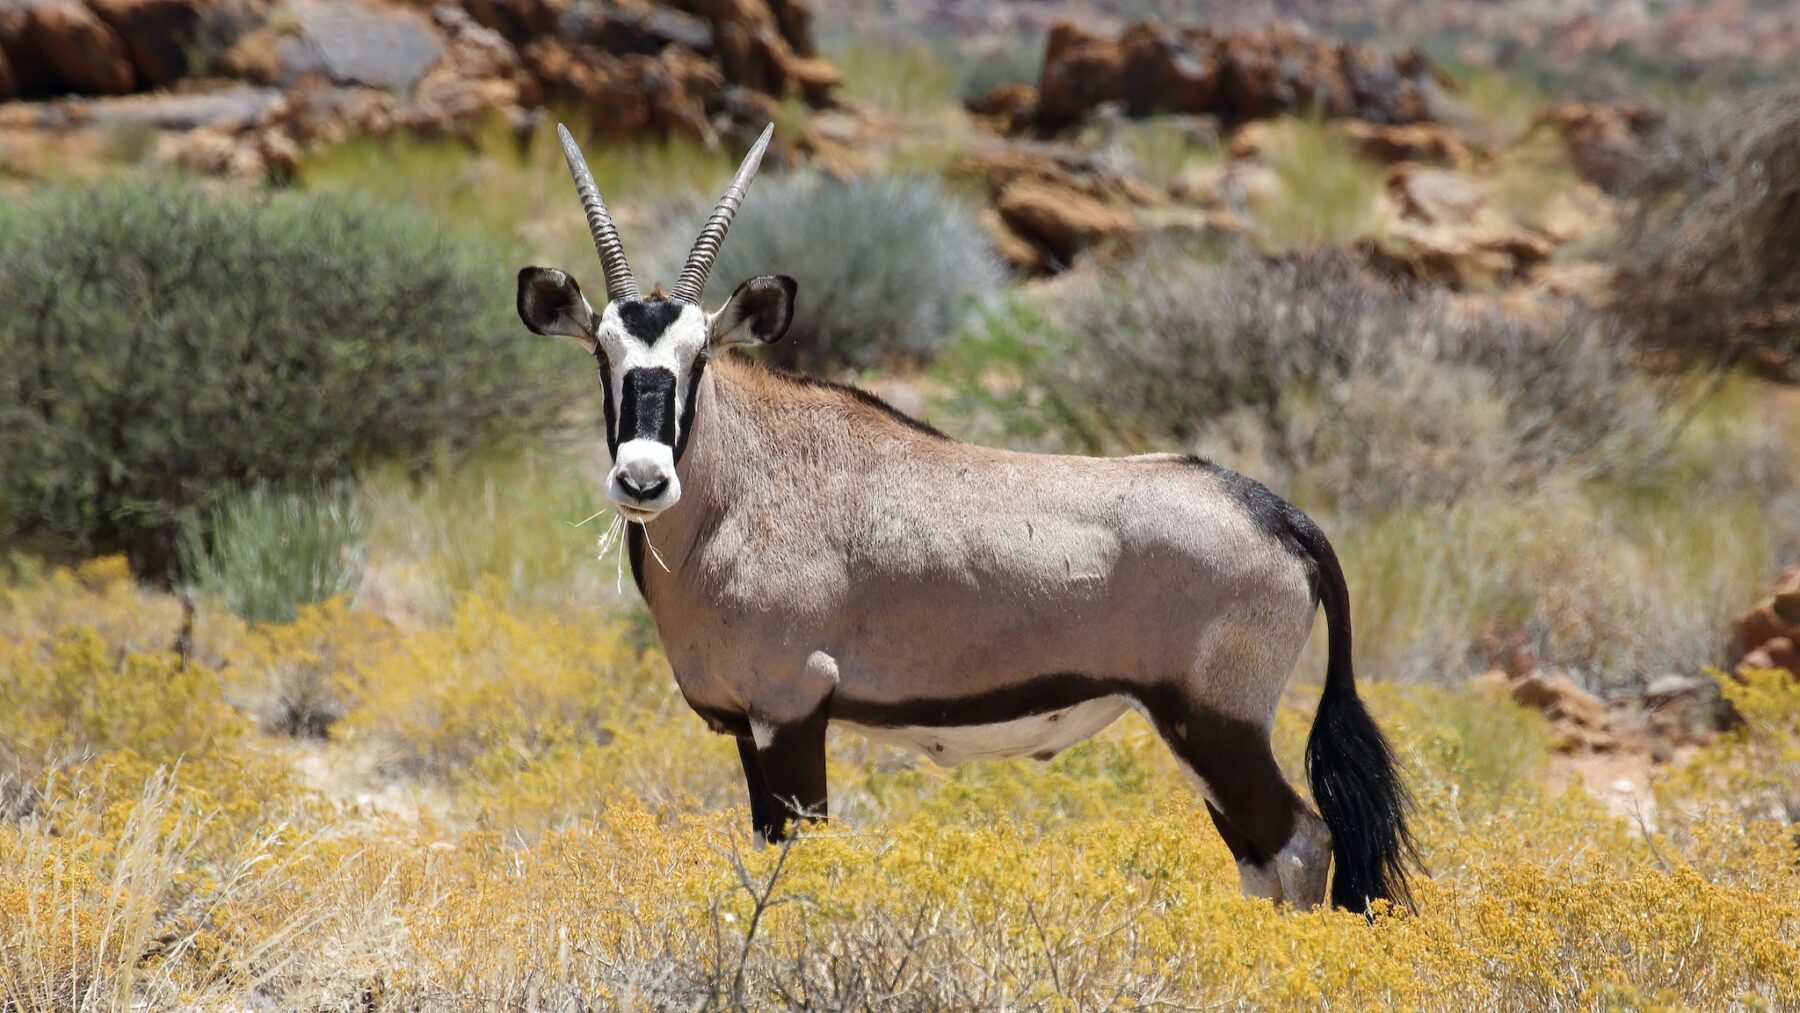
left=644, top=356, right=1316, bottom=741
left=631, top=355, right=1341, bottom=905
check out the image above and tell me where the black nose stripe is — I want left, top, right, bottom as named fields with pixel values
left=619, top=367, right=678, bottom=446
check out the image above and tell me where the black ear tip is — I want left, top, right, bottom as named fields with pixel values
left=775, top=274, right=797, bottom=297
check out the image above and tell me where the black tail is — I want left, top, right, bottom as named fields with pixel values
left=1294, top=521, right=1418, bottom=913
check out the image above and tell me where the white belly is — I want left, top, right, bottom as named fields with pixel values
left=836, top=695, right=1130, bottom=767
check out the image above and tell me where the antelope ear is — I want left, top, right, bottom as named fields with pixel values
left=517, top=266, right=598, bottom=352
left=709, top=275, right=796, bottom=348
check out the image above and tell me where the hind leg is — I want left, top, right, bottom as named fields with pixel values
left=1149, top=694, right=1332, bottom=909
left=1205, top=802, right=1282, bottom=900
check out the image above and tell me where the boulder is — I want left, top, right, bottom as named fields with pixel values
left=88, top=0, right=207, bottom=87
left=1360, top=226, right=1550, bottom=290
left=524, top=39, right=723, bottom=141
left=1505, top=670, right=1618, bottom=753
left=2, top=3, right=66, bottom=97
left=978, top=207, right=1047, bottom=274
left=405, top=4, right=535, bottom=134
left=1743, top=637, right=1800, bottom=675
left=952, top=144, right=1157, bottom=272
left=76, top=82, right=280, bottom=130
left=262, top=80, right=401, bottom=145
left=156, top=122, right=262, bottom=174
left=1035, top=19, right=1446, bottom=132
left=995, top=178, right=1136, bottom=266
left=1388, top=165, right=1485, bottom=225
left=28, top=0, right=137, bottom=95
left=0, top=43, right=13, bottom=101
left=1338, top=119, right=1472, bottom=168
left=968, top=82, right=1038, bottom=135
left=1736, top=566, right=1800, bottom=675
left=275, top=0, right=445, bottom=90
left=559, top=0, right=712, bottom=55
left=1536, top=182, right=1612, bottom=244
left=458, top=0, right=564, bottom=44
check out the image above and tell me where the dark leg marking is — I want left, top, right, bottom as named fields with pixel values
left=754, top=710, right=830, bottom=844
left=736, top=737, right=778, bottom=843
left=1205, top=801, right=1266, bottom=866
left=1138, top=687, right=1304, bottom=862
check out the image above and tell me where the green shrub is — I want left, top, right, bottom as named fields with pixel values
left=653, top=173, right=1002, bottom=371
left=0, top=178, right=575, bottom=579
left=1610, top=86, right=1800, bottom=375
left=179, top=480, right=366, bottom=625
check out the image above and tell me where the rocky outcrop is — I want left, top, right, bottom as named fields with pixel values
left=952, top=145, right=1165, bottom=273
left=0, top=0, right=838, bottom=174
left=1337, top=119, right=1471, bottom=169
left=26, top=0, right=137, bottom=95
left=1478, top=667, right=1619, bottom=753
left=1736, top=565, right=1800, bottom=676
left=88, top=0, right=209, bottom=87
left=406, top=4, right=537, bottom=135
left=996, top=19, right=1448, bottom=134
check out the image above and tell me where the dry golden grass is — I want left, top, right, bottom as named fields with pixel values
left=3, top=560, right=1798, bottom=1009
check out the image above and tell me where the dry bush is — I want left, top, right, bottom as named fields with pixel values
left=1610, top=86, right=1800, bottom=375
left=1042, top=241, right=1668, bottom=513
left=5, top=564, right=1800, bottom=1009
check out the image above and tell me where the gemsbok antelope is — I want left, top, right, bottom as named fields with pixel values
left=516, top=123, right=1416, bottom=911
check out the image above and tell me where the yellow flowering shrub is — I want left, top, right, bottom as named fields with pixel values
left=3, top=560, right=1797, bottom=1009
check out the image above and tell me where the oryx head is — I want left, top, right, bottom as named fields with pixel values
left=517, top=124, right=796, bottom=522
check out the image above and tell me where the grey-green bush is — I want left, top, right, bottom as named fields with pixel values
left=1020, top=242, right=1668, bottom=512
left=0, top=178, right=575, bottom=579
left=179, top=480, right=366, bottom=626
left=653, top=173, right=1002, bottom=371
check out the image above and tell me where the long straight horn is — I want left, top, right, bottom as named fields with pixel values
left=669, top=124, right=774, bottom=306
left=557, top=123, right=638, bottom=303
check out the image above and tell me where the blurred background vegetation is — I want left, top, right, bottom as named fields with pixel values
left=2, top=0, right=1799, bottom=1005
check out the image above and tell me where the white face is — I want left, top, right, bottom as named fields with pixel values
left=516, top=267, right=795, bottom=524
left=591, top=298, right=712, bottom=522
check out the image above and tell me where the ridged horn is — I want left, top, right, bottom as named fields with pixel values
left=669, top=124, right=774, bottom=305
left=556, top=123, right=637, bottom=303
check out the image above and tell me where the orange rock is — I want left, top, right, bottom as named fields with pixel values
left=28, top=0, right=136, bottom=95
left=966, top=82, right=1038, bottom=135
left=978, top=208, right=1047, bottom=274
left=215, top=28, right=282, bottom=85
left=1339, top=119, right=1473, bottom=168
left=1388, top=165, right=1485, bottom=225
left=1741, top=637, right=1799, bottom=676
left=995, top=178, right=1136, bottom=265
left=87, top=0, right=206, bottom=87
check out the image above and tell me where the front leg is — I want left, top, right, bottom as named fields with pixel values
left=748, top=708, right=829, bottom=844
left=736, top=737, right=778, bottom=846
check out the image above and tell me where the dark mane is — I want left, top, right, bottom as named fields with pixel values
left=730, top=353, right=954, bottom=442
